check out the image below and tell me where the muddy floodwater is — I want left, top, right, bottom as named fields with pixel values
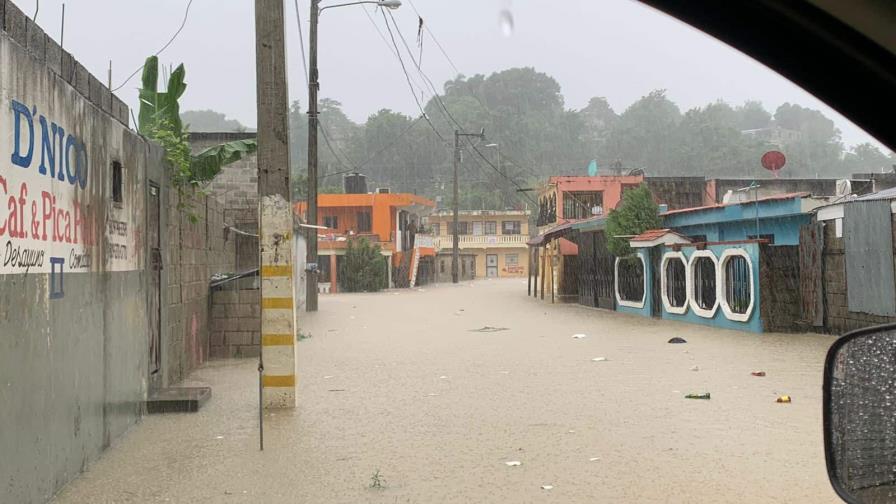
left=53, top=279, right=841, bottom=503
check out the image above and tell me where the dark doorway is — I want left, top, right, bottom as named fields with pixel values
left=148, top=182, right=162, bottom=389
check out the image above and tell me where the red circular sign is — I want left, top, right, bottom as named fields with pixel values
left=761, top=150, right=786, bottom=172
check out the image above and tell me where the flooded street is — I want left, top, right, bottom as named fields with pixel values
left=54, top=279, right=840, bottom=503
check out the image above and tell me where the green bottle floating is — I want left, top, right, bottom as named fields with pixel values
left=685, top=393, right=711, bottom=400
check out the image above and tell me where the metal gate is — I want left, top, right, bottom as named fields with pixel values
left=148, top=183, right=162, bottom=387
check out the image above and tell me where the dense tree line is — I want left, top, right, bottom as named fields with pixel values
left=185, top=67, right=895, bottom=210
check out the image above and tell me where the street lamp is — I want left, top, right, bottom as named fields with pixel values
left=306, top=0, right=401, bottom=311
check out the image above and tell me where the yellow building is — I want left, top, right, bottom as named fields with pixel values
left=426, top=210, right=531, bottom=279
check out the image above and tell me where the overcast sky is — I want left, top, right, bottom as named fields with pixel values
left=16, top=0, right=888, bottom=151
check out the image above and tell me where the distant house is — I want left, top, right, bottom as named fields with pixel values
left=294, top=184, right=436, bottom=292
left=741, top=123, right=803, bottom=146
left=426, top=209, right=531, bottom=281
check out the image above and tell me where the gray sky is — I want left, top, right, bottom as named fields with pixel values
left=17, top=0, right=888, bottom=151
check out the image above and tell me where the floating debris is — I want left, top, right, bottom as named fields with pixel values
left=592, top=357, right=607, bottom=362
left=668, top=337, right=687, bottom=344
left=469, top=326, right=509, bottom=333
left=589, top=457, right=601, bottom=462
left=685, top=393, right=711, bottom=400
left=541, top=485, right=554, bottom=490
left=776, top=395, right=792, bottom=403
left=323, top=375, right=334, bottom=379
left=690, top=365, right=699, bottom=371
left=572, top=333, right=587, bottom=339
left=439, top=375, right=448, bottom=379
left=505, top=461, right=521, bottom=467
left=751, top=371, right=766, bottom=377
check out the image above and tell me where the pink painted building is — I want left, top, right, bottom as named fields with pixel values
left=535, top=175, right=645, bottom=230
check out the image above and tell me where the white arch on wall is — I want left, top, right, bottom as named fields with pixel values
left=687, top=250, right=719, bottom=318
left=614, top=255, right=646, bottom=309
left=660, top=251, right=688, bottom=315
left=718, top=248, right=755, bottom=322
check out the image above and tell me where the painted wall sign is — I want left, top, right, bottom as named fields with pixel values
left=1, top=99, right=139, bottom=274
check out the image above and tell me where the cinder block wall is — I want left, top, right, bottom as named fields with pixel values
left=210, top=286, right=261, bottom=358
left=165, top=188, right=237, bottom=383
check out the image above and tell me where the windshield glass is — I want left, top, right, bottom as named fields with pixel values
left=5, top=1, right=895, bottom=503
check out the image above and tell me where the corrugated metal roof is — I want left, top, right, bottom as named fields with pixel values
left=856, top=186, right=896, bottom=201
left=661, top=192, right=810, bottom=216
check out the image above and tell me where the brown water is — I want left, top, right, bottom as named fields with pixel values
left=53, top=279, right=841, bottom=503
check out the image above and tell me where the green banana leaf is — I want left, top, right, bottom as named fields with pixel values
left=191, top=139, right=258, bottom=181
left=137, top=56, right=187, bottom=136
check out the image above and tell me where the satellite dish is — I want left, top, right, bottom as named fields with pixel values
left=761, top=151, right=786, bottom=177
left=836, top=179, right=852, bottom=198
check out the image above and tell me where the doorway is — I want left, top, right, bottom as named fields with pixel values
left=486, top=254, right=498, bottom=277
left=148, top=182, right=162, bottom=389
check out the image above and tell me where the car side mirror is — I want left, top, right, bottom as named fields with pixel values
left=824, top=323, right=896, bottom=503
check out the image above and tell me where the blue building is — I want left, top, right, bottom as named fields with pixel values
left=612, top=193, right=826, bottom=333
left=660, top=192, right=825, bottom=245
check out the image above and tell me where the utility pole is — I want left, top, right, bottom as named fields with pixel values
left=306, top=0, right=320, bottom=312
left=255, top=0, right=296, bottom=408
left=452, top=129, right=485, bottom=283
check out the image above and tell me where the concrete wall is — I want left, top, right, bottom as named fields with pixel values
left=0, top=4, right=163, bottom=502
left=645, top=176, right=706, bottom=210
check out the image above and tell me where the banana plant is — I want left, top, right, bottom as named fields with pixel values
left=137, top=55, right=257, bottom=182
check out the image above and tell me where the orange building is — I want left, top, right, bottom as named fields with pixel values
left=294, top=192, right=436, bottom=291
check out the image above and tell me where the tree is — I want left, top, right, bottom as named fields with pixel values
left=734, top=100, right=771, bottom=130
left=605, top=90, right=682, bottom=174
left=842, top=143, right=893, bottom=174
left=578, top=97, right=618, bottom=165
left=339, top=238, right=387, bottom=292
left=605, top=186, right=661, bottom=257
left=180, top=110, right=248, bottom=132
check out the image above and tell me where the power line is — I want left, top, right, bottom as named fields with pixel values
left=111, top=0, right=194, bottom=92
left=383, top=11, right=537, bottom=206
left=379, top=8, right=447, bottom=144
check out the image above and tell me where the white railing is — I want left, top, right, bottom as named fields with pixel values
left=432, top=234, right=528, bottom=250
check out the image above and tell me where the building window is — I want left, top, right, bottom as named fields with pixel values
left=357, top=212, right=371, bottom=232
left=485, top=221, right=497, bottom=235
left=505, top=254, right=518, bottom=266
left=448, top=221, right=470, bottom=235
left=661, top=252, right=687, bottom=314
left=689, top=234, right=708, bottom=243
left=720, top=249, right=754, bottom=321
left=502, top=221, right=521, bottom=235
left=688, top=251, right=719, bottom=318
left=111, top=161, right=123, bottom=205
left=563, top=191, right=603, bottom=220
left=615, top=256, right=645, bottom=307
left=472, top=221, right=483, bottom=235
left=432, top=223, right=440, bottom=236
left=323, top=215, right=338, bottom=229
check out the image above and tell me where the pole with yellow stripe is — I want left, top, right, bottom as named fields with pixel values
left=256, top=0, right=296, bottom=409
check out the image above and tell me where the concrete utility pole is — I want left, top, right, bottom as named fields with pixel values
left=255, top=0, right=296, bottom=408
left=452, top=129, right=485, bottom=283
left=306, top=0, right=320, bottom=312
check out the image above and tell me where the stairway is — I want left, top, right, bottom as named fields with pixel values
left=409, top=247, right=421, bottom=288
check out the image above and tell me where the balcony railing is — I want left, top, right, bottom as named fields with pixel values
left=432, top=234, right=528, bottom=250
